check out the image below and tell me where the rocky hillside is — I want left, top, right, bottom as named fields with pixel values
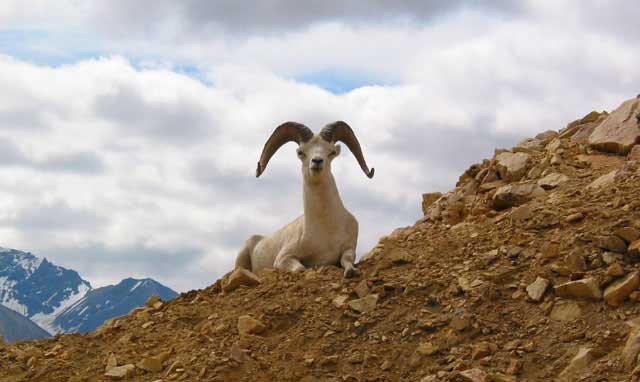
left=1, top=97, right=640, bottom=382
left=0, top=304, right=49, bottom=343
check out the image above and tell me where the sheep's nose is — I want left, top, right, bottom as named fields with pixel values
left=311, top=158, right=324, bottom=165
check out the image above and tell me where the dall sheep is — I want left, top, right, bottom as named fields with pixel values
left=235, top=121, right=374, bottom=278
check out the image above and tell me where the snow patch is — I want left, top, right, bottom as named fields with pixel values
left=31, top=283, right=91, bottom=334
left=16, top=256, right=43, bottom=276
left=1, top=297, right=28, bottom=316
left=129, top=280, right=143, bottom=292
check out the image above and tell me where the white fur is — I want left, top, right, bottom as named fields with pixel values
left=236, top=135, right=360, bottom=277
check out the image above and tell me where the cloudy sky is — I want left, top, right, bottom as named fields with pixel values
left=0, top=1, right=638, bottom=292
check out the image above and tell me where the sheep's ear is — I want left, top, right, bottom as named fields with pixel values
left=333, top=144, right=341, bottom=156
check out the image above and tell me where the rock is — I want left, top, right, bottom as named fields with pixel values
left=571, top=121, right=600, bottom=143
left=550, top=301, right=582, bottom=322
left=230, top=342, right=249, bottom=363
left=506, top=358, right=523, bottom=375
left=577, top=154, right=625, bottom=169
left=623, top=318, right=640, bottom=370
left=630, top=240, right=640, bottom=256
left=145, top=294, right=161, bottom=308
left=353, top=280, right=369, bottom=298
left=165, top=360, right=183, bottom=376
left=629, top=145, right=640, bottom=160
left=535, top=130, right=559, bottom=144
left=104, top=364, right=135, bottom=380
left=541, top=242, right=560, bottom=258
left=604, top=271, right=640, bottom=306
left=509, top=204, right=532, bottom=221
left=479, top=180, right=505, bottom=192
left=527, top=161, right=548, bottom=179
left=237, top=315, right=266, bottom=335
left=546, top=138, right=563, bottom=152
left=514, top=138, right=544, bottom=152
left=606, top=263, right=625, bottom=277
left=389, top=249, right=413, bottom=265
left=588, top=98, right=640, bottom=154
left=579, top=111, right=605, bottom=125
left=106, top=353, right=118, bottom=371
left=565, top=212, right=584, bottom=223
left=471, top=342, right=496, bottom=360
left=332, top=294, right=349, bottom=308
left=565, top=252, right=587, bottom=273
left=492, top=183, right=545, bottom=210
left=26, top=356, right=37, bottom=368
left=615, top=227, right=640, bottom=244
left=559, top=347, right=599, bottom=381
left=495, top=152, right=530, bottom=181
left=458, top=277, right=472, bottom=292
left=537, top=173, right=569, bottom=190
left=380, top=359, right=392, bottom=371
left=450, top=315, right=470, bottom=331
left=554, top=278, right=602, bottom=300
left=459, top=368, right=488, bottom=382
left=489, top=374, right=516, bottom=382
left=603, top=252, right=624, bottom=264
left=588, top=170, right=619, bottom=189
left=422, top=192, right=443, bottom=215
left=223, top=268, right=262, bottom=293
left=137, top=356, right=163, bottom=372
left=595, top=235, right=627, bottom=253
left=348, top=294, right=378, bottom=313
left=416, top=342, right=439, bottom=356
left=526, top=277, right=549, bottom=302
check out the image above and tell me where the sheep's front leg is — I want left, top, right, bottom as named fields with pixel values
left=340, top=249, right=360, bottom=278
left=274, top=251, right=306, bottom=273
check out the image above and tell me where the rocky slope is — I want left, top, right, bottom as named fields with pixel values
left=0, top=304, right=49, bottom=343
left=1, top=97, right=640, bottom=381
left=0, top=247, right=178, bottom=335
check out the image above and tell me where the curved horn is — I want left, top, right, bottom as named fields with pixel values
left=256, top=122, right=314, bottom=177
left=320, top=121, right=374, bottom=178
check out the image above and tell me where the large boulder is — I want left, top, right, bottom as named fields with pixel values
left=495, top=152, right=530, bottom=181
left=588, top=98, right=640, bottom=154
left=491, top=183, right=545, bottom=210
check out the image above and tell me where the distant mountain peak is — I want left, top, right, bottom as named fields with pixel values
left=0, top=246, right=177, bottom=337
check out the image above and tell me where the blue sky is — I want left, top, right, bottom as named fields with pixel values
left=0, top=1, right=638, bottom=291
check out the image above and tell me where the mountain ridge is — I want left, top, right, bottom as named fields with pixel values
left=0, top=246, right=177, bottom=337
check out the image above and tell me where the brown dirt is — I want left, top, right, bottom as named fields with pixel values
left=2, top=105, right=640, bottom=381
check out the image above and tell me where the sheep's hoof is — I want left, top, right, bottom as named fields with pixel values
left=343, top=266, right=360, bottom=278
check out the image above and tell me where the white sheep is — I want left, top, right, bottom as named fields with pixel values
left=235, top=121, right=374, bottom=278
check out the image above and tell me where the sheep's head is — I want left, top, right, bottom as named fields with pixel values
left=256, top=121, right=374, bottom=181
left=296, top=135, right=341, bottom=182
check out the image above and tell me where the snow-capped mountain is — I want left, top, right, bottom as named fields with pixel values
left=0, top=247, right=90, bottom=334
left=53, top=278, right=177, bottom=333
left=0, top=303, right=50, bottom=343
left=0, top=247, right=178, bottom=335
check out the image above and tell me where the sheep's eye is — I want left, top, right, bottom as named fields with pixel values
left=297, top=150, right=305, bottom=157
left=329, top=150, right=337, bottom=156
